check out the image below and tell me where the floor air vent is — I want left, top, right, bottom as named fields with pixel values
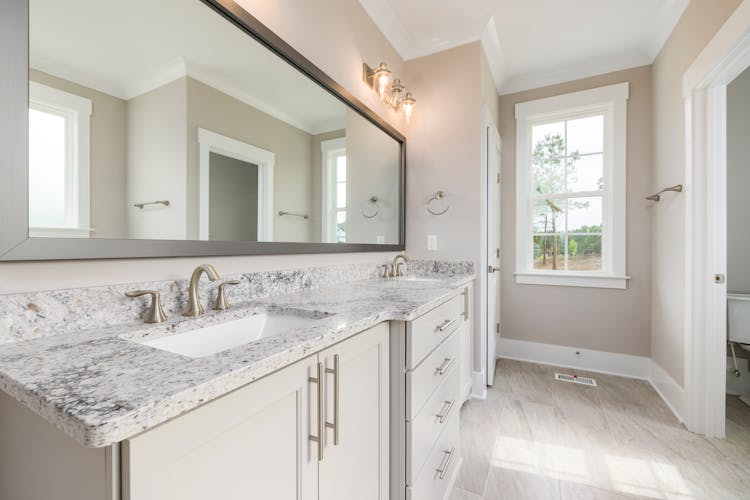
left=555, top=373, right=597, bottom=387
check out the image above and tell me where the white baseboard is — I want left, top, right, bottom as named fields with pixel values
left=649, top=360, right=687, bottom=424
left=471, top=370, right=487, bottom=400
left=497, top=338, right=651, bottom=379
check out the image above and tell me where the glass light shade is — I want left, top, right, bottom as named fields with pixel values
left=402, top=92, right=415, bottom=121
left=373, top=63, right=391, bottom=97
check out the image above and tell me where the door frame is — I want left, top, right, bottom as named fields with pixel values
left=478, top=105, right=502, bottom=394
left=198, top=128, right=274, bottom=241
left=683, top=1, right=750, bottom=437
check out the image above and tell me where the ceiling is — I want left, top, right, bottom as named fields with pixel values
left=358, top=0, right=690, bottom=94
left=30, top=0, right=346, bottom=134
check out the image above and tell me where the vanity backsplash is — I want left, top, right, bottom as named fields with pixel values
left=0, top=259, right=473, bottom=344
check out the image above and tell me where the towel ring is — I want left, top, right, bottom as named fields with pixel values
left=426, top=191, right=450, bottom=216
left=361, top=196, right=380, bottom=219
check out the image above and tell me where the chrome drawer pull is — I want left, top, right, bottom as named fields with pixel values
left=436, top=319, right=456, bottom=332
left=324, top=354, right=340, bottom=446
left=308, top=362, right=324, bottom=461
left=436, top=447, right=455, bottom=479
left=436, top=399, right=456, bottom=423
left=435, top=357, right=457, bottom=375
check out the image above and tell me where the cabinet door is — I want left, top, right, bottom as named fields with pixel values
left=122, top=356, right=319, bottom=500
left=319, top=323, right=389, bottom=500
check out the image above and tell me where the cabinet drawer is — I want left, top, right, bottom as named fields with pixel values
left=406, top=411, right=460, bottom=500
left=406, top=295, right=462, bottom=369
left=406, top=331, right=459, bottom=419
left=406, top=366, right=459, bottom=483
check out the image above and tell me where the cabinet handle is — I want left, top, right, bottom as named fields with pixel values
left=325, top=354, right=340, bottom=446
left=436, top=447, right=455, bottom=479
left=435, top=357, right=457, bottom=376
left=436, top=399, right=456, bottom=423
left=308, top=362, right=324, bottom=461
left=437, top=319, right=456, bottom=332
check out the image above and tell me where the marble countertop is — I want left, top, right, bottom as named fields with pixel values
left=0, top=273, right=473, bottom=448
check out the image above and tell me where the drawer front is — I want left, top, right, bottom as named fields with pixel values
left=406, top=366, right=459, bottom=483
left=406, top=411, right=460, bottom=500
left=406, top=332, right=460, bottom=419
left=407, top=295, right=462, bottom=369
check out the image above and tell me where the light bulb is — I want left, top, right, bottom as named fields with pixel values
left=402, top=92, right=415, bottom=121
left=373, top=63, right=391, bottom=98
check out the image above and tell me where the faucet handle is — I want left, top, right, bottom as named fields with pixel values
left=214, top=280, right=241, bottom=311
left=125, top=290, right=167, bottom=324
left=382, top=263, right=395, bottom=278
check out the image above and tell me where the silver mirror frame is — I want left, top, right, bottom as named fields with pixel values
left=0, top=0, right=406, bottom=261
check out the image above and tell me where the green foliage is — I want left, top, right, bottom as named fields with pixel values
left=531, top=133, right=580, bottom=195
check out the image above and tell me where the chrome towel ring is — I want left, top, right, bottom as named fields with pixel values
left=361, top=196, right=381, bottom=219
left=426, top=191, right=449, bottom=215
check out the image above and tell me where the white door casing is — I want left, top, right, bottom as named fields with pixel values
left=682, top=1, right=750, bottom=437
left=486, top=119, right=502, bottom=386
left=197, top=128, right=274, bottom=241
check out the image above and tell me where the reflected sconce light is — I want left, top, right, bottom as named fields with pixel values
left=363, top=62, right=416, bottom=120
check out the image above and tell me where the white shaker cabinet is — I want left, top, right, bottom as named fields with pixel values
left=123, top=322, right=389, bottom=500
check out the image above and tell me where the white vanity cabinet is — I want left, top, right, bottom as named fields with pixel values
left=123, top=322, right=389, bottom=500
left=0, top=323, right=389, bottom=500
left=391, top=283, right=473, bottom=500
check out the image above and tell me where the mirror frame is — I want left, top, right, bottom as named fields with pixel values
left=0, top=0, right=406, bottom=261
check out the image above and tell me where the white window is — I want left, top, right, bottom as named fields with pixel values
left=28, top=82, right=92, bottom=238
left=321, top=138, right=347, bottom=243
left=514, top=83, right=629, bottom=289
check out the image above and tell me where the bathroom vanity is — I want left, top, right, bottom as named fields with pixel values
left=0, top=264, right=474, bottom=500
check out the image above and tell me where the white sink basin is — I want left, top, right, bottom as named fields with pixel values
left=393, top=276, right=443, bottom=282
left=139, top=313, right=316, bottom=358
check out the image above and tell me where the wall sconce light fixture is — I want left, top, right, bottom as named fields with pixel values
left=363, top=62, right=416, bottom=120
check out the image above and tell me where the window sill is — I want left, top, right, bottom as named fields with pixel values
left=29, top=226, right=93, bottom=238
left=514, top=271, right=630, bottom=289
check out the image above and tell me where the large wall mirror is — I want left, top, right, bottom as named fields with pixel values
left=0, top=0, right=404, bottom=260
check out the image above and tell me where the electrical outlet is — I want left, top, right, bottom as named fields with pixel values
left=427, top=234, right=438, bottom=251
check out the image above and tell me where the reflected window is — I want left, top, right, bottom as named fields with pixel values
left=28, top=82, right=92, bottom=238
left=322, top=138, right=347, bottom=243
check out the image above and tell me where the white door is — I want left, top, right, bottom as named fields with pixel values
left=122, top=356, right=318, bottom=500
left=486, top=123, right=501, bottom=386
left=318, top=323, right=390, bottom=500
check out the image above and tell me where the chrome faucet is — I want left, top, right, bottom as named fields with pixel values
left=184, top=264, right=222, bottom=317
left=391, top=253, right=410, bottom=277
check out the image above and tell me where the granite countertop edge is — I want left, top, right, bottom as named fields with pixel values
left=0, top=274, right=475, bottom=448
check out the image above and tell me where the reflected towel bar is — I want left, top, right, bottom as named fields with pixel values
left=646, top=184, right=683, bottom=202
left=278, top=211, right=309, bottom=220
left=133, top=200, right=170, bottom=209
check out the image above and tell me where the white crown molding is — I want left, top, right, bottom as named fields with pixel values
left=500, top=51, right=651, bottom=96
left=357, top=0, right=414, bottom=59
left=480, top=17, right=506, bottom=94
left=643, top=0, right=691, bottom=60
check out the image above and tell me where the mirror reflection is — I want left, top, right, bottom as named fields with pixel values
left=28, top=0, right=402, bottom=245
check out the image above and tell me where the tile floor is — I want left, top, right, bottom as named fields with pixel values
left=450, top=359, right=750, bottom=499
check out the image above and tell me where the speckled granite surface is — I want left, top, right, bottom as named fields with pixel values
left=0, top=260, right=474, bottom=448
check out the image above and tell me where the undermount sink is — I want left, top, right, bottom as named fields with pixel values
left=392, top=276, right=443, bottom=282
left=138, top=313, right=319, bottom=358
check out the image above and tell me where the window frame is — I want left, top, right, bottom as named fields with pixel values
left=28, top=81, right=92, bottom=238
left=514, top=82, right=629, bottom=289
left=321, top=137, right=347, bottom=243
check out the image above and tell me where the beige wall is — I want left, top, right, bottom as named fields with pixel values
left=0, top=0, right=404, bottom=294
left=345, top=109, right=401, bottom=245
left=186, top=77, right=315, bottom=242
left=651, top=0, right=743, bottom=385
left=728, top=66, right=750, bottom=294
left=29, top=70, right=128, bottom=239
left=498, top=65, right=653, bottom=357
left=127, top=78, right=188, bottom=240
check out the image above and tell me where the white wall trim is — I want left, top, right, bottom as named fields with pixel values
left=649, top=360, right=688, bottom=424
left=197, top=128, right=274, bottom=241
left=321, top=137, right=347, bottom=243
left=681, top=0, right=750, bottom=438
left=471, top=370, right=488, bottom=400
left=514, top=83, right=629, bottom=288
left=497, top=337, right=651, bottom=379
